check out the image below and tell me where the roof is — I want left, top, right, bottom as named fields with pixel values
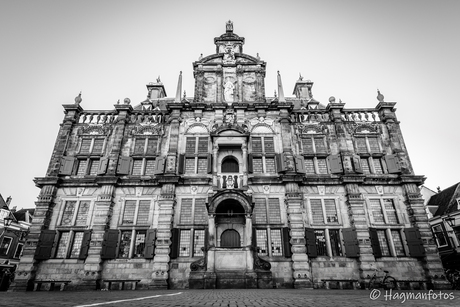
left=430, top=182, right=460, bottom=216
left=12, top=208, right=35, bottom=222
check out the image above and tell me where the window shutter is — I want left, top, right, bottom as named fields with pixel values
left=154, top=157, right=166, bottom=175
left=294, top=156, right=306, bottom=174
left=78, top=230, right=92, bottom=260
left=352, top=155, right=363, bottom=174
left=404, top=228, right=425, bottom=258
left=97, top=157, right=109, bottom=175
left=248, top=154, right=253, bottom=173
left=170, top=228, right=180, bottom=259
left=305, top=228, right=317, bottom=258
left=384, top=154, right=401, bottom=174
left=276, top=153, right=286, bottom=172
left=178, top=154, right=185, bottom=174
left=252, top=227, right=257, bottom=247
left=59, top=156, right=76, bottom=175
left=207, top=153, right=213, bottom=174
left=342, top=228, right=359, bottom=258
left=144, top=229, right=156, bottom=259
left=116, top=156, right=131, bottom=175
left=101, top=230, right=119, bottom=259
left=327, top=154, right=343, bottom=174
left=369, top=228, right=382, bottom=258
left=34, top=230, right=57, bottom=260
left=282, top=227, right=292, bottom=258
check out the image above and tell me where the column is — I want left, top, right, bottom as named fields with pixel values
left=242, top=142, right=248, bottom=187
left=245, top=214, right=254, bottom=271
left=206, top=215, right=216, bottom=272
left=213, top=144, right=218, bottom=187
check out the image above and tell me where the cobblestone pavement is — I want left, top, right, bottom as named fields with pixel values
left=2, top=289, right=460, bottom=307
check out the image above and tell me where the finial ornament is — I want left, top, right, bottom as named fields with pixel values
left=199, top=53, right=203, bottom=60
left=156, top=76, right=161, bottom=83
left=299, top=73, right=303, bottom=81
left=377, top=89, right=384, bottom=102
left=274, top=90, right=277, bottom=98
left=183, top=90, right=186, bottom=99
left=75, top=92, right=82, bottom=105
left=226, top=20, right=233, bottom=32
left=124, top=98, right=131, bottom=105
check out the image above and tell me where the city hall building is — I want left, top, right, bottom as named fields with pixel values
left=11, top=22, right=448, bottom=290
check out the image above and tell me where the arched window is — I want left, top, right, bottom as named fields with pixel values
left=221, top=156, right=239, bottom=173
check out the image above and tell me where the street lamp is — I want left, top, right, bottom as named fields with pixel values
left=445, top=216, right=456, bottom=228
left=3, top=217, right=13, bottom=228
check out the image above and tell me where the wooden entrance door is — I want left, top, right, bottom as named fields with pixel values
left=221, top=229, right=240, bottom=247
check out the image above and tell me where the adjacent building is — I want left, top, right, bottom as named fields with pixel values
left=11, top=21, right=449, bottom=291
left=428, top=183, right=460, bottom=271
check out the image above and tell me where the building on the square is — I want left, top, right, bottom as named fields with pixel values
left=10, top=21, right=449, bottom=290
left=1, top=195, right=33, bottom=291
left=427, top=183, right=460, bottom=271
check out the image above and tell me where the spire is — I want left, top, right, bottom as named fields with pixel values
left=277, top=71, right=286, bottom=103
left=174, top=71, right=183, bottom=103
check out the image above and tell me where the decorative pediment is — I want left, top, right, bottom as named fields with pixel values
left=185, top=117, right=211, bottom=134
left=79, top=124, right=112, bottom=136
left=245, top=117, right=275, bottom=133
left=296, top=123, right=327, bottom=135
left=353, top=123, right=380, bottom=134
left=131, top=123, right=163, bottom=136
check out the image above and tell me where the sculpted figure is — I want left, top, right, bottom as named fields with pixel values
left=224, top=80, right=234, bottom=102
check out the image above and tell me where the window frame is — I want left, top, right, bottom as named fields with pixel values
left=58, top=199, right=93, bottom=227
left=307, top=198, right=342, bottom=225
left=130, top=136, right=159, bottom=176
left=300, top=135, right=330, bottom=175
left=367, top=198, right=401, bottom=225
left=371, top=228, right=408, bottom=258
left=13, top=242, right=24, bottom=259
left=432, top=224, right=449, bottom=248
left=54, top=230, right=86, bottom=259
left=75, top=137, right=106, bottom=176
left=250, top=136, right=277, bottom=174
left=182, top=136, right=211, bottom=175
left=176, top=228, right=206, bottom=258
left=311, top=228, right=344, bottom=257
left=0, top=236, right=13, bottom=256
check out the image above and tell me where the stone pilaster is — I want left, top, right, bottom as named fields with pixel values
left=9, top=184, right=58, bottom=291
left=403, top=182, right=450, bottom=289
left=82, top=184, right=115, bottom=290
left=285, top=183, right=311, bottom=288
left=216, top=69, right=223, bottom=103
left=344, top=183, right=374, bottom=284
left=151, top=183, right=176, bottom=288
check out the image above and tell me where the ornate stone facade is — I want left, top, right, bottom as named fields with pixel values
left=10, top=21, right=449, bottom=291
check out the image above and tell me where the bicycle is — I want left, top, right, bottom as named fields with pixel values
left=445, top=269, right=460, bottom=290
left=368, top=268, right=397, bottom=290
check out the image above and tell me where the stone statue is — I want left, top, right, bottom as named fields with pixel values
left=226, top=20, right=233, bottom=32
left=224, top=80, right=234, bottom=103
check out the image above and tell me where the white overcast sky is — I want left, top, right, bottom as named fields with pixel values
left=1, top=0, right=459, bottom=209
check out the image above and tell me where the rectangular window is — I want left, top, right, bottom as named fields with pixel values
left=376, top=230, right=391, bottom=256
left=69, top=232, right=84, bottom=258
left=77, top=160, right=88, bottom=176
left=432, top=225, right=448, bottom=247
left=251, top=137, right=277, bottom=173
left=265, top=157, right=276, bottom=173
left=145, top=159, right=156, bottom=175
left=252, top=157, right=263, bottom=173
left=301, top=136, right=326, bottom=154
left=391, top=230, right=406, bottom=256
left=184, top=137, right=210, bottom=174
left=134, top=138, right=146, bottom=154
left=61, top=200, right=91, bottom=227
left=314, top=137, right=326, bottom=153
left=317, top=158, right=328, bottom=174
left=256, top=229, right=268, bottom=256
left=118, top=231, right=132, bottom=258
left=80, top=138, right=105, bottom=155
left=133, top=230, right=147, bottom=258
left=309, top=199, right=339, bottom=225
left=368, top=137, right=380, bottom=153
left=329, top=229, right=343, bottom=256
left=314, top=230, right=327, bottom=256
left=264, top=137, right=275, bottom=153
left=193, top=199, right=208, bottom=225
left=254, top=198, right=268, bottom=224
left=361, top=158, right=371, bottom=174
left=301, top=138, right=314, bottom=154
left=268, top=198, right=281, bottom=224
left=373, top=158, right=384, bottom=174
left=370, top=199, right=385, bottom=224
left=197, top=137, right=208, bottom=153
left=252, top=137, right=263, bottom=153
left=75, top=201, right=90, bottom=226
left=122, top=200, right=152, bottom=225
left=14, top=243, right=24, bottom=259
left=305, top=159, right=315, bottom=174
left=132, top=160, right=143, bottom=175
left=383, top=199, right=399, bottom=224
left=270, top=229, right=283, bottom=256
left=55, top=232, right=71, bottom=258
left=370, top=199, right=399, bottom=225
left=179, top=230, right=191, bottom=256
left=0, top=237, right=13, bottom=256
left=193, top=229, right=205, bottom=256
left=197, top=158, right=208, bottom=173
left=180, top=199, right=193, bottom=224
